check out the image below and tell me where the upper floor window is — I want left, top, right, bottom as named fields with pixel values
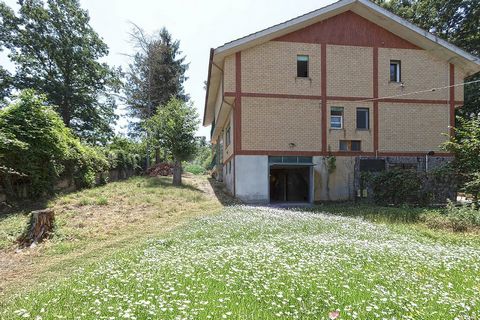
left=356, top=108, right=369, bottom=129
left=225, top=125, right=231, bottom=147
left=297, top=55, right=309, bottom=78
left=339, top=140, right=361, bottom=152
left=390, top=60, right=401, bottom=82
left=330, top=107, right=343, bottom=129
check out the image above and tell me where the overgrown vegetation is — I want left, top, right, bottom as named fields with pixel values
left=0, top=91, right=142, bottom=202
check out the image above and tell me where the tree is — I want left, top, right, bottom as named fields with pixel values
left=373, top=0, right=480, bottom=117
left=124, top=24, right=189, bottom=165
left=443, top=116, right=480, bottom=203
left=145, top=98, right=198, bottom=186
left=0, top=0, right=121, bottom=144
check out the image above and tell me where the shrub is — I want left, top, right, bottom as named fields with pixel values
left=183, top=163, right=206, bottom=175
left=0, top=90, right=110, bottom=199
left=369, top=168, right=422, bottom=206
left=446, top=201, right=480, bottom=232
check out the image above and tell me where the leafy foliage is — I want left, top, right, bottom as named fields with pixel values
left=145, top=98, right=199, bottom=185
left=369, top=168, right=422, bottom=205
left=0, top=90, right=109, bottom=199
left=443, top=117, right=480, bottom=201
left=0, top=0, right=122, bottom=143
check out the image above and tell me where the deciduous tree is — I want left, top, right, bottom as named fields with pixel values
left=145, top=98, right=198, bottom=186
left=0, top=0, right=121, bottom=144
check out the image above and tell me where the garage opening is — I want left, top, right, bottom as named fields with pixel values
left=270, top=166, right=310, bottom=202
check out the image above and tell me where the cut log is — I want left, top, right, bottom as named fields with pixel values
left=18, top=208, right=55, bottom=247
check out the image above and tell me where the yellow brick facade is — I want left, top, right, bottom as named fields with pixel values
left=326, top=45, right=373, bottom=97
left=241, top=97, right=322, bottom=151
left=223, top=54, right=236, bottom=93
left=327, top=101, right=374, bottom=152
left=378, top=48, right=450, bottom=101
left=215, top=41, right=464, bottom=155
left=378, top=103, right=449, bottom=152
left=241, top=41, right=322, bottom=95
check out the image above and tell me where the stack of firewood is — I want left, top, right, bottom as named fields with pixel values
left=146, top=163, right=174, bottom=177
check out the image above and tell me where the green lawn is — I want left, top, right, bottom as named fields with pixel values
left=2, top=206, right=479, bottom=319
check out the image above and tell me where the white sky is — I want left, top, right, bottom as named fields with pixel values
left=0, top=0, right=335, bottom=139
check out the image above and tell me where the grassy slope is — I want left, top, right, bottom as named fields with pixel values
left=2, top=206, right=479, bottom=319
left=0, top=175, right=222, bottom=302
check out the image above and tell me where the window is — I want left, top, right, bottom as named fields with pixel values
left=330, top=107, right=344, bottom=129
left=297, top=55, right=309, bottom=78
left=390, top=60, right=401, bottom=82
left=225, top=125, right=231, bottom=147
left=356, top=108, right=369, bottom=129
left=339, top=140, right=361, bottom=152
left=228, top=161, right=232, bottom=174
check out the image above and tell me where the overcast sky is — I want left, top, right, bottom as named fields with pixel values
left=0, top=0, right=335, bottom=138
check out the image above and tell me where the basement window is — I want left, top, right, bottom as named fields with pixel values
left=356, top=108, right=369, bottom=129
left=297, top=55, right=309, bottom=78
left=339, top=140, right=361, bottom=152
left=390, top=60, right=401, bottom=82
left=330, top=107, right=344, bottom=129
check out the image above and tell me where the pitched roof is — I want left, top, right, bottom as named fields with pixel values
left=203, top=0, right=480, bottom=126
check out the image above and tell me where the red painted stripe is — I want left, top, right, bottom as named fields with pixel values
left=373, top=47, right=379, bottom=153
left=224, top=91, right=458, bottom=105
left=449, top=63, right=455, bottom=137
left=236, top=150, right=453, bottom=157
left=321, top=43, right=327, bottom=153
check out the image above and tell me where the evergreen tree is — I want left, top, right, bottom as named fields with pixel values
left=124, top=24, right=189, bottom=165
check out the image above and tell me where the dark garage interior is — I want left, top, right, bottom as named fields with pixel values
left=269, top=166, right=310, bottom=203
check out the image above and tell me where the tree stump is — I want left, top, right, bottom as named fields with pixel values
left=18, top=208, right=55, bottom=247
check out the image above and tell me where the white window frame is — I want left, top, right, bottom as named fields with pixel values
left=330, top=107, right=343, bottom=129
left=390, top=60, right=401, bottom=82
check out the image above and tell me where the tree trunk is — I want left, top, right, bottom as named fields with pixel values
left=155, top=147, right=161, bottom=164
left=18, top=209, right=55, bottom=248
left=172, top=159, right=182, bottom=186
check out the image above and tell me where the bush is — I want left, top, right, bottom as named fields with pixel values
left=0, top=90, right=110, bottom=199
left=369, top=168, right=422, bottom=205
left=183, top=163, right=206, bottom=175
left=446, top=201, right=480, bottom=232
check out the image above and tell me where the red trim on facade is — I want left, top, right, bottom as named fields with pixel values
left=321, top=43, right=327, bottom=153
left=236, top=150, right=453, bottom=157
left=234, top=52, right=242, bottom=153
left=223, top=153, right=234, bottom=165
left=224, top=91, right=459, bottom=105
left=274, top=11, right=420, bottom=50
left=327, top=96, right=370, bottom=101
left=373, top=47, right=379, bottom=153
left=449, top=63, right=455, bottom=137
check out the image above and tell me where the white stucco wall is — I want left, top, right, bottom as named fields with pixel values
left=235, top=155, right=269, bottom=203
left=223, top=158, right=235, bottom=195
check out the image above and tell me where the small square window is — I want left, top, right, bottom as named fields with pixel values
left=351, top=140, right=361, bottom=151
left=390, top=60, right=401, bottom=82
left=297, top=55, right=309, bottom=78
left=331, top=107, right=343, bottom=129
left=339, top=140, right=361, bottom=152
left=356, top=108, right=369, bottom=129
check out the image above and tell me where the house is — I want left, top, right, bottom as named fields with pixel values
left=203, top=0, right=480, bottom=204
